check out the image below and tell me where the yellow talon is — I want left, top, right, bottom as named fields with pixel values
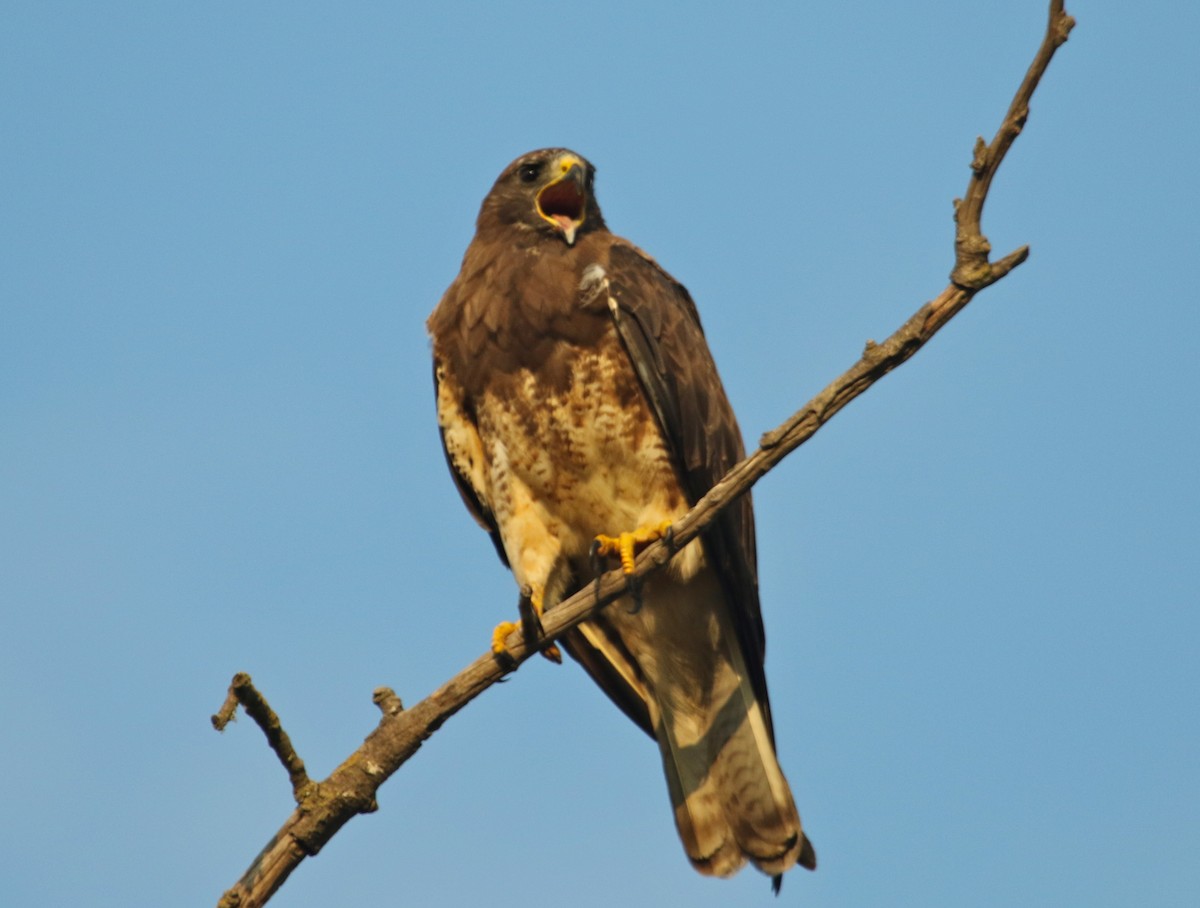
left=492, top=620, right=519, bottom=658
left=594, top=520, right=673, bottom=574
left=491, top=589, right=562, bottom=665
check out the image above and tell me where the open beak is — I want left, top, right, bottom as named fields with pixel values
left=536, top=155, right=586, bottom=245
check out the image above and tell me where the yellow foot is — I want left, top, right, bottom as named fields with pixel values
left=491, top=587, right=562, bottom=666
left=491, top=620, right=520, bottom=661
left=593, top=520, right=673, bottom=574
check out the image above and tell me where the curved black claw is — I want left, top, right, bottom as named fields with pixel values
left=623, top=572, right=644, bottom=615
left=493, top=648, right=518, bottom=673
left=589, top=538, right=604, bottom=603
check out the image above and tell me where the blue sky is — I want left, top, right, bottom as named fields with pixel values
left=3, top=1, right=1198, bottom=905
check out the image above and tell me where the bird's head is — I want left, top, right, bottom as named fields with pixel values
left=478, top=148, right=606, bottom=246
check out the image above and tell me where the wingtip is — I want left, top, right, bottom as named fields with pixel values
left=799, top=833, right=817, bottom=870
left=770, top=832, right=815, bottom=895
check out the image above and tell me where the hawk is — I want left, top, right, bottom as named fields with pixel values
left=428, top=148, right=815, bottom=885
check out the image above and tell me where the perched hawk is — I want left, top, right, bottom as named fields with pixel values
left=428, top=148, right=815, bottom=885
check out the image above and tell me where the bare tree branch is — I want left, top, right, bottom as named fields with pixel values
left=214, top=5, right=1074, bottom=905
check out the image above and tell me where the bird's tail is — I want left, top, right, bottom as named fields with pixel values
left=567, top=568, right=815, bottom=880
left=653, top=667, right=814, bottom=878
left=642, top=574, right=815, bottom=879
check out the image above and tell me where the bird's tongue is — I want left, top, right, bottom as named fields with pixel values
left=550, top=214, right=576, bottom=230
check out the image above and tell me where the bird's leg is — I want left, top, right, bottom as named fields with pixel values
left=519, top=584, right=563, bottom=664
left=491, top=584, right=562, bottom=668
left=593, top=520, right=673, bottom=574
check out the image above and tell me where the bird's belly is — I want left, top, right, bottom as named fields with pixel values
left=479, top=342, right=689, bottom=566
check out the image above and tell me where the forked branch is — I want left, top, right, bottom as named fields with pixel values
left=215, top=5, right=1073, bottom=905
left=952, top=0, right=1075, bottom=289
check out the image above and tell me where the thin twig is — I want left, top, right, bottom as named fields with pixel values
left=215, top=5, right=1073, bottom=905
left=212, top=672, right=311, bottom=800
left=952, top=0, right=1075, bottom=289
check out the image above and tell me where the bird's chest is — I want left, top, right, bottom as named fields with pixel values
left=477, top=327, right=684, bottom=546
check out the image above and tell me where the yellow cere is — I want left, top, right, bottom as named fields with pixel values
left=556, top=153, right=583, bottom=174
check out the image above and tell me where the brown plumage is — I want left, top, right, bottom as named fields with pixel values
left=428, top=148, right=815, bottom=885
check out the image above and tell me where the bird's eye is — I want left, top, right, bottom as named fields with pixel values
left=518, top=163, right=543, bottom=183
